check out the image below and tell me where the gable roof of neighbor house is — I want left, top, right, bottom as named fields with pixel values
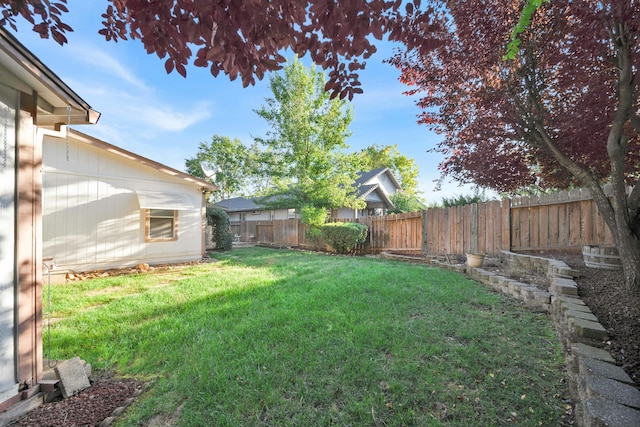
left=354, top=167, right=401, bottom=207
left=355, top=167, right=402, bottom=189
left=0, top=28, right=101, bottom=127
left=67, top=129, right=218, bottom=192
left=216, top=167, right=401, bottom=213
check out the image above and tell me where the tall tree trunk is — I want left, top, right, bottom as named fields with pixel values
left=604, top=24, right=640, bottom=290
left=589, top=183, right=640, bottom=291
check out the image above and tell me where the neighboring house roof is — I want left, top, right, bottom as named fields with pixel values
left=354, top=167, right=402, bottom=208
left=0, top=28, right=101, bottom=126
left=355, top=167, right=402, bottom=191
left=216, top=167, right=401, bottom=212
left=68, top=129, right=218, bottom=192
left=215, top=196, right=262, bottom=213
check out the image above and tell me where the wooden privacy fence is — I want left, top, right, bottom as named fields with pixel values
left=508, top=188, right=614, bottom=251
left=227, top=187, right=617, bottom=256
left=338, top=212, right=424, bottom=254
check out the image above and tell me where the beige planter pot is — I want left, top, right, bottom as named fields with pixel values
left=466, top=253, right=485, bottom=268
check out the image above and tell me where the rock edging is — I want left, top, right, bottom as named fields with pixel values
left=380, top=250, right=640, bottom=427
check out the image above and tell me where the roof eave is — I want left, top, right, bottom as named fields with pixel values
left=0, top=28, right=100, bottom=126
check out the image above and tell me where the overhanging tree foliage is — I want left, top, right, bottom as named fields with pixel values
left=0, top=0, right=439, bottom=99
left=185, top=135, right=251, bottom=202
left=391, top=0, right=640, bottom=290
left=254, top=57, right=365, bottom=230
left=388, top=191, right=426, bottom=213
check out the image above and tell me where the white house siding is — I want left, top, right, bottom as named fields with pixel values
left=228, top=208, right=296, bottom=221
left=228, top=211, right=269, bottom=221
left=377, top=171, right=398, bottom=197
left=273, top=208, right=297, bottom=220
left=247, top=211, right=272, bottom=221
left=335, top=207, right=359, bottom=219
left=0, top=84, right=18, bottom=402
left=42, top=133, right=205, bottom=272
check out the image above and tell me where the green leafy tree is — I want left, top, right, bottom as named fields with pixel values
left=389, top=191, right=427, bottom=214
left=254, top=57, right=365, bottom=229
left=441, top=192, right=490, bottom=208
left=185, top=135, right=250, bottom=202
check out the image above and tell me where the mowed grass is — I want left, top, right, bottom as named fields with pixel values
left=45, top=247, right=569, bottom=426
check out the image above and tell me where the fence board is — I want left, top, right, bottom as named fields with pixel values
left=501, top=198, right=511, bottom=250
left=569, top=201, right=582, bottom=247
left=478, top=203, right=487, bottom=254
left=581, top=200, right=593, bottom=245
left=548, top=202, right=559, bottom=247
left=464, top=203, right=480, bottom=254
left=539, top=204, right=550, bottom=248
left=530, top=203, right=539, bottom=249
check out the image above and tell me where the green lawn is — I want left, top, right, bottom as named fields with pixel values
left=46, top=247, right=569, bottom=426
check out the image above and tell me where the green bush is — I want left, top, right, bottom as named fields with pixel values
left=301, top=205, right=329, bottom=239
left=320, top=222, right=368, bottom=254
left=206, top=206, right=233, bottom=251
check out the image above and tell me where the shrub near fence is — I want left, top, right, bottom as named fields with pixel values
left=227, top=187, right=618, bottom=256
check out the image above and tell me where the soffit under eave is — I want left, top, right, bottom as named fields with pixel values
left=0, top=29, right=100, bottom=126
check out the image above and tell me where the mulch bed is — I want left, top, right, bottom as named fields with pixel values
left=8, top=372, right=144, bottom=427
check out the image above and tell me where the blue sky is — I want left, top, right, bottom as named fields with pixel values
left=13, top=1, right=481, bottom=203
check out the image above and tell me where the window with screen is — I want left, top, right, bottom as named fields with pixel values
left=146, top=209, right=178, bottom=241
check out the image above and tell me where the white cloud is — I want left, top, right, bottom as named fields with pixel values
left=122, top=101, right=212, bottom=132
left=71, top=43, right=150, bottom=91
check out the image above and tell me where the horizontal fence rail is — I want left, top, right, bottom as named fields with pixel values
left=225, top=187, right=617, bottom=256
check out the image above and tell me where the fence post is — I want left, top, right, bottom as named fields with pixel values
left=421, top=210, right=428, bottom=255
left=470, top=203, right=479, bottom=254
left=501, top=197, right=511, bottom=252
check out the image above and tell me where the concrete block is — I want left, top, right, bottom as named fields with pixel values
left=54, top=356, right=91, bottom=398
left=568, top=317, right=609, bottom=341
left=555, top=295, right=587, bottom=306
left=508, top=281, right=523, bottom=297
left=532, top=290, right=551, bottom=305
left=571, top=343, right=615, bottom=363
left=565, top=309, right=599, bottom=323
left=580, top=376, right=640, bottom=409
left=576, top=398, right=640, bottom=427
left=578, top=357, right=635, bottom=385
left=551, top=277, right=578, bottom=296
left=561, top=302, right=594, bottom=315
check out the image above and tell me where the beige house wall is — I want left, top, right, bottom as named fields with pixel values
left=42, top=132, right=210, bottom=273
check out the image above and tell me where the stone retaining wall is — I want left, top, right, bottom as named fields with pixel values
left=380, top=251, right=640, bottom=427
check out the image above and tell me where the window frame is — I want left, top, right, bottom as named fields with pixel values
left=145, top=208, right=178, bottom=242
